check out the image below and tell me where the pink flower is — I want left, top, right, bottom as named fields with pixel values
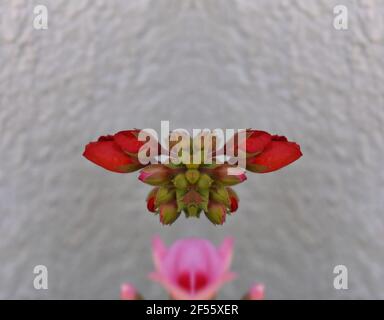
left=150, top=236, right=236, bottom=300
left=244, top=283, right=265, bottom=300
left=120, top=283, right=141, bottom=300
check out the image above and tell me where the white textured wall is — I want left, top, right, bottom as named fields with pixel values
left=1, top=0, right=384, bottom=299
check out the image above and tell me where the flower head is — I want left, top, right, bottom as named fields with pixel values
left=83, top=128, right=301, bottom=225
left=150, top=236, right=235, bottom=300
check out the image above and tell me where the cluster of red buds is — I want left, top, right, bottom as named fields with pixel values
left=83, top=129, right=302, bottom=225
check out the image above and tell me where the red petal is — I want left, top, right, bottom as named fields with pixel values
left=114, top=130, right=145, bottom=154
left=177, top=271, right=208, bottom=292
left=247, top=141, right=302, bottom=173
left=271, top=135, right=288, bottom=142
left=230, top=196, right=238, bottom=212
left=147, top=196, right=156, bottom=212
left=97, top=135, right=114, bottom=142
left=246, top=130, right=272, bottom=154
left=83, top=140, right=140, bottom=173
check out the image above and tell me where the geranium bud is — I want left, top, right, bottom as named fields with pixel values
left=159, top=202, right=180, bottom=225
left=226, top=130, right=271, bottom=157
left=173, top=173, right=188, bottom=190
left=210, top=186, right=230, bottom=207
left=226, top=187, right=239, bottom=212
left=147, top=196, right=156, bottom=212
left=185, top=169, right=200, bottom=184
left=212, top=164, right=247, bottom=186
left=246, top=136, right=302, bottom=173
left=138, top=164, right=171, bottom=186
left=113, top=130, right=145, bottom=155
left=83, top=136, right=143, bottom=173
left=197, top=174, right=213, bottom=190
left=146, top=188, right=159, bottom=213
left=244, top=130, right=271, bottom=155
left=230, top=197, right=238, bottom=212
left=205, top=201, right=227, bottom=225
left=155, top=186, right=176, bottom=206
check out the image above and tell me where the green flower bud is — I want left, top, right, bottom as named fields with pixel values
left=173, top=173, right=188, bottom=190
left=197, top=173, right=213, bottom=190
left=210, top=186, right=230, bottom=207
left=205, top=201, right=227, bottom=225
left=155, top=186, right=176, bottom=206
left=212, top=164, right=247, bottom=186
left=138, top=164, right=172, bottom=186
left=146, top=187, right=159, bottom=201
left=185, top=169, right=200, bottom=184
left=159, top=202, right=180, bottom=225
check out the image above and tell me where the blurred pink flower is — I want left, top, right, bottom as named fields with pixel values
left=244, top=283, right=265, bottom=300
left=120, top=283, right=141, bottom=300
left=150, top=236, right=236, bottom=300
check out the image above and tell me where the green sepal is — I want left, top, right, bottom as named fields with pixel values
left=155, top=186, right=176, bottom=207
left=210, top=185, right=230, bottom=207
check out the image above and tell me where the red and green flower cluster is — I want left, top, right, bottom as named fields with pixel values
left=83, top=129, right=302, bottom=225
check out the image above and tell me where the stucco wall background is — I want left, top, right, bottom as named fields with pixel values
left=0, top=0, right=383, bottom=299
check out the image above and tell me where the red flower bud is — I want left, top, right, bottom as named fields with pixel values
left=113, top=130, right=145, bottom=154
left=138, top=164, right=172, bottom=186
left=147, top=196, right=156, bottom=212
left=114, top=129, right=160, bottom=158
left=146, top=188, right=159, bottom=212
left=245, top=130, right=272, bottom=154
left=229, top=196, right=238, bottom=212
left=226, top=187, right=239, bottom=211
left=246, top=137, right=302, bottom=173
left=225, top=187, right=239, bottom=212
left=225, top=130, right=271, bottom=157
left=83, top=136, right=143, bottom=173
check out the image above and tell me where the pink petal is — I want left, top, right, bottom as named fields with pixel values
left=218, top=237, right=234, bottom=272
left=152, top=236, right=167, bottom=271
